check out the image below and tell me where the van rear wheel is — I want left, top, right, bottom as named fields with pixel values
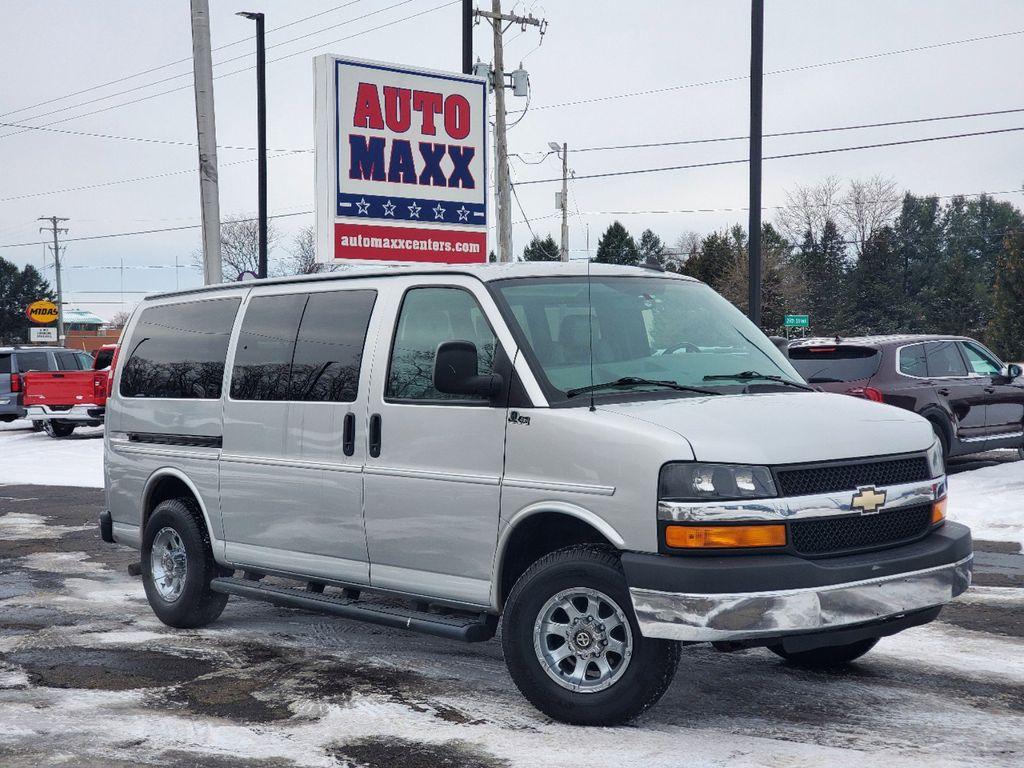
left=141, top=498, right=229, bottom=628
left=769, top=637, right=878, bottom=668
left=501, top=545, right=680, bottom=726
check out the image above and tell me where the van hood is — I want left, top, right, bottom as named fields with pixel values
left=598, top=391, right=933, bottom=465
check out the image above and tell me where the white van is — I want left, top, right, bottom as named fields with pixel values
left=102, top=262, right=971, bottom=725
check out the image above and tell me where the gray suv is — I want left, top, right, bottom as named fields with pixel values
left=0, top=346, right=94, bottom=422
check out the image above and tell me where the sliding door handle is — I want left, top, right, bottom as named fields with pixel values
left=342, top=412, right=356, bottom=456
left=368, top=413, right=382, bottom=458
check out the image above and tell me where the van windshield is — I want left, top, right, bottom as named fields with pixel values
left=492, top=276, right=803, bottom=401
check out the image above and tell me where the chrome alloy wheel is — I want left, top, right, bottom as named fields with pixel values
left=533, top=587, right=633, bottom=693
left=150, top=527, right=187, bottom=602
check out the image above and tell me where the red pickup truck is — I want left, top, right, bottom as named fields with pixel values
left=23, top=344, right=118, bottom=438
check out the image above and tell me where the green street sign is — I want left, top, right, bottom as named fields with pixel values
left=784, top=314, right=809, bottom=328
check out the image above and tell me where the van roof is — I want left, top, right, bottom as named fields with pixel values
left=145, top=261, right=698, bottom=301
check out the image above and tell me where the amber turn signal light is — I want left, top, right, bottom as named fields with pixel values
left=931, top=497, right=947, bottom=524
left=665, top=523, right=786, bottom=549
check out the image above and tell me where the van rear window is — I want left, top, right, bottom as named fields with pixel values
left=120, top=298, right=240, bottom=399
left=0, top=354, right=10, bottom=375
left=789, top=345, right=881, bottom=383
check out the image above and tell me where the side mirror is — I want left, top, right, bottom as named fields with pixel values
left=1002, top=363, right=1022, bottom=380
left=768, top=336, right=790, bottom=358
left=433, top=340, right=502, bottom=398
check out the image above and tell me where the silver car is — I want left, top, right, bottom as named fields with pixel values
left=102, top=262, right=970, bottom=725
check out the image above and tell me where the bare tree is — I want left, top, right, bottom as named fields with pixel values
left=840, top=175, right=900, bottom=255
left=775, top=175, right=844, bottom=244
left=670, top=231, right=701, bottom=273
left=281, top=225, right=343, bottom=275
left=192, top=214, right=281, bottom=281
left=108, top=310, right=131, bottom=329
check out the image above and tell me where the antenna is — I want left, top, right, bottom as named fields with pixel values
left=586, top=255, right=596, bottom=412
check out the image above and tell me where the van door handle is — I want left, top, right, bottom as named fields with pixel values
left=368, top=413, right=382, bottom=458
left=342, top=413, right=355, bottom=456
left=937, top=388, right=950, bottom=396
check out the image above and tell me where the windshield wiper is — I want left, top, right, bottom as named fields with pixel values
left=566, top=376, right=722, bottom=398
left=702, top=370, right=815, bottom=391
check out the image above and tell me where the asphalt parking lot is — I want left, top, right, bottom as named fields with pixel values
left=1, top=480, right=1023, bottom=768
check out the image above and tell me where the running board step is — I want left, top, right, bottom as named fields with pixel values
left=209, top=577, right=495, bottom=642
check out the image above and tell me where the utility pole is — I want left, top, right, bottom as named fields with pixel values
left=38, top=216, right=68, bottom=343
left=190, top=0, right=223, bottom=285
left=559, top=142, right=569, bottom=261
left=237, top=11, right=268, bottom=279
left=747, top=0, right=764, bottom=326
left=476, top=1, right=545, bottom=262
left=462, top=0, right=473, bottom=74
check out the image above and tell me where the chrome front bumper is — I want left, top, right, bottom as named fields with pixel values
left=25, top=404, right=104, bottom=422
left=630, top=554, right=973, bottom=642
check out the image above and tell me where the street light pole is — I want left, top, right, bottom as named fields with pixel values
left=238, top=11, right=268, bottom=279
left=747, top=0, right=764, bottom=326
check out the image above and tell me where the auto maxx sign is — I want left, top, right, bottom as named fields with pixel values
left=26, top=300, right=59, bottom=324
left=314, top=55, right=487, bottom=264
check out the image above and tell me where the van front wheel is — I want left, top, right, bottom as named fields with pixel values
left=501, top=545, right=680, bottom=726
left=141, top=498, right=229, bottom=628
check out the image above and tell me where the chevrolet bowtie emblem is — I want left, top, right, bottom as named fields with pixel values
left=851, top=485, right=886, bottom=515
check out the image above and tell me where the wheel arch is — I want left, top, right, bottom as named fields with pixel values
left=141, top=468, right=217, bottom=548
left=920, top=406, right=953, bottom=450
left=492, top=502, right=625, bottom=611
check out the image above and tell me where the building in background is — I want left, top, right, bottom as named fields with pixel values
left=62, top=308, right=121, bottom=352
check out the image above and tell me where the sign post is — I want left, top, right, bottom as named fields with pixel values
left=314, top=55, right=488, bottom=265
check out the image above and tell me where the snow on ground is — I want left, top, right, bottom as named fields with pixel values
left=0, top=421, right=1022, bottom=545
left=947, top=457, right=1024, bottom=547
left=0, top=419, right=103, bottom=488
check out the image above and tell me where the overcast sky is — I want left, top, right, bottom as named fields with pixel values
left=1, top=0, right=1022, bottom=320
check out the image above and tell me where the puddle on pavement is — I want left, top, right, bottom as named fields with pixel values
left=161, top=673, right=292, bottom=723
left=329, top=736, right=509, bottom=768
left=3, top=647, right=217, bottom=691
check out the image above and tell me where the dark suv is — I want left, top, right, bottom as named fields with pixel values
left=788, top=335, right=1024, bottom=458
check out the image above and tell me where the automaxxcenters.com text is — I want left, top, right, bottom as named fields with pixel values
left=338, top=233, right=481, bottom=253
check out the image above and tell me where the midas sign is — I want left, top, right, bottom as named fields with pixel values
left=26, top=300, right=59, bottom=324
left=314, top=55, right=487, bottom=265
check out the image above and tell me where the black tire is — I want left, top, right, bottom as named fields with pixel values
left=929, top=417, right=950, bottom=460
left=501, top=545, right=680, bottom=726
left=769, top=637, right=878, bottom=668
left=141, top=498, right=229, bottom=628
left=43, top=420, right=75, bottom=438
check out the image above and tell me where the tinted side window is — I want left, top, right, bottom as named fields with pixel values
left=15, top=351, right=49, bottom=372
left=924, top=341, right=968, bottom=378
left=0, top=354, right=10, bottom=375
left=290, top=290, right=376, bottom=402
left=899, top=344, right=927, bottom=377
left=230, top=294, right=307, bottom=401
left=386, top=288, right=496, bottom=402
left=94, top=348, right=115, bottom=370
left=56, top=351, right=81, bottom=370
left=120, top=298, right=240, bottom=399
left=961, top=342, right=1001, bottom=376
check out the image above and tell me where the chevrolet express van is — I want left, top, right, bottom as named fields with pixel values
left=102, top=262, right=971, bottom=725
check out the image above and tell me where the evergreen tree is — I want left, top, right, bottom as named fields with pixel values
left=891, top=193, right=942, bottom=332
left=637, top=229, right=666, bottom=266
left=844, top=227, right=905, bottom=334
left=987, top=230, right=1024, bottom=360
left=522, top=234, right=559, bottom=261
left=683, top=230, right=735, bottom=291
left=719, top=223, right=801, bottom=332
left=793, top=218, right=847, bottom=334
left=594, top=221, right=639, bottom=265
left=0, top=259, right=56, bottom=344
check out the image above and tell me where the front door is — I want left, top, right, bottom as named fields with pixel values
left=220, top=285, right=378, bottom=584
left=362, top=280, right=510, bottom=607
left=960, top=340, right=1024, bottom=439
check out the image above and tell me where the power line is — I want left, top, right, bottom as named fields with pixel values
left=0, top=1, right=368, bottom=120
left=515, top=126, right=1024, bottom=185
left=0, top=0, right=458, bottom=141
left=568, top=107, right=1024, bottom=153
left=515, top=28, right=1024, bottom=114
left=0, top=210, right=313, bottom=250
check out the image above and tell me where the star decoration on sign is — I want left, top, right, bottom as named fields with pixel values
left=433, top=204, right=446, bottom=220
left=408, top=201, right=421, bottom=218
left=382, top=200, right=396, bottom=217
left=355, top=197, right=370, bottom=215
left=456, top=206, right=470, bottom=222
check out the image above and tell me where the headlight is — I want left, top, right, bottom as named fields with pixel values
left=659, top=463, right=777, bottom=501
left=926, top=439, right=944, bottom=478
